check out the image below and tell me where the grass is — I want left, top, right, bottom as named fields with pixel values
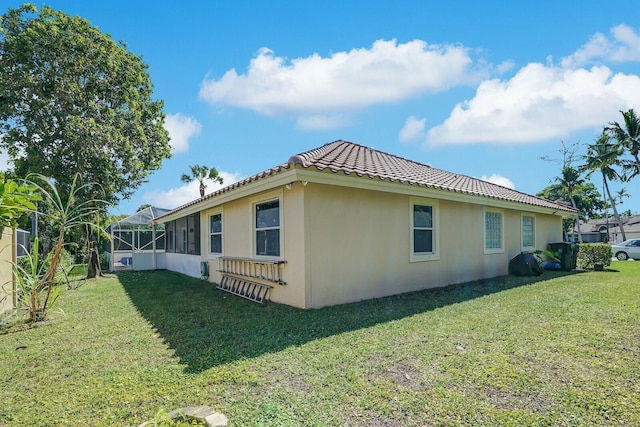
left=1, top=263, right=639, bottom=426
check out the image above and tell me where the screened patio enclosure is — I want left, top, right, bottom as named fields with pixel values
left=107, top=206, right=170, bottom=272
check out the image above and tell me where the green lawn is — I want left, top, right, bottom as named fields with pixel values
left=1, top=263, right=639, bottom=426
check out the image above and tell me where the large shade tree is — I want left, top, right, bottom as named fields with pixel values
left=0, top=4, right=171, bottom=206
left=537, top=181, right=605, bottom=223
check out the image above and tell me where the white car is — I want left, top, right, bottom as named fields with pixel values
left=611, top=239, right=640, bottom=260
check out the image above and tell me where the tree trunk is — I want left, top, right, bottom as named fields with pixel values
left=570, top=195, right=583, bottom=243
left=199, top=182, right=206, bottom=198
left=604, top=176, right=626, bottom=242
left=87, top=244, right=102, bottom=278
left=40, top=229, right=65, bottom=317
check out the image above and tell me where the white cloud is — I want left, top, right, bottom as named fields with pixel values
left=561, top=24, right=640, bottom=68
left=398, top=116, right=426, bottom=142
left=164, top=113, right=202, bottom=153
left=427, top=64, right=640, bottom=145
left=141, top=171, right=244, bottom=210
left=200, top=39, right=482, bottom=130
left=495, top=60, right=515, bottom=75
left=296, top=114, right=351, bottom=131
left=480, top=174, right=515, bottom=189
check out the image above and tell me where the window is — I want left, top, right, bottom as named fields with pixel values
left=255, top=199, right=280, bottom=257
left=209, top=212, right=222, bottom=255
left=484, top=209, right=503, bottom=253
left=522, top=214, right=535, bottom=249
left=410, top=197, right=439, bottom=262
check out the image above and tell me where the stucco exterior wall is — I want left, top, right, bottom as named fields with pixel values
left=303, top=183, right=563, bottom=308
left=0, top=228, right=16, bottom=315
left=164, top=252, right=201, bottom=278
left=166, top=178, right=563, bottom=309
left=200, top=184, right=307, bottom=307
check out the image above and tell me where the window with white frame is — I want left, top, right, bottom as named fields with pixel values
left=209, top=212, right=222, bottom=255
left=484, top=209, right=503, bottom=253
left=522, top=214, right=535, bottom=249
left=255, top=199, right=280, bottom=257
left=410, top=197, right=439, bottom=262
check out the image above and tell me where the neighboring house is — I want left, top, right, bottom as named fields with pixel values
left=609, top=215, right=640, bottom=242
left=573, top=215, right=640, bottom=243
left=154, top=140, right=577, bottom=309
left=0, top=227, right=17, bottom=316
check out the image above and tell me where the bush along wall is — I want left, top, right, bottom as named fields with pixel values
left=577, top=243, right=612, bottom=270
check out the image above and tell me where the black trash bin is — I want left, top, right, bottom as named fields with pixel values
left=547, top=242, right=578, bottom=271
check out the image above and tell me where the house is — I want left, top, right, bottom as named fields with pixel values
left=573, top=215, right=640, bottom=243
left=610, top=216, right=640, bottom=242
left=154, top=140, right=577, bottom=308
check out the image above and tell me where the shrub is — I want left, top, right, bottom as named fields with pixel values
left=12, top=238, right=61, bottom=322
left=577, top=243, right=612, bottom=270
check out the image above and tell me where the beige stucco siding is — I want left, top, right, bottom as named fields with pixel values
left=0, top=228, right=16, bottom=315
left=191, top=178, right=564, bottom=309
left=304, top=183, right=563, bottom=308
left=200, top=184, right=307, bottom=307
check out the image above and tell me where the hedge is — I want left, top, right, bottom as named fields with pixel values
left=577, top=243, right=612, bottom=270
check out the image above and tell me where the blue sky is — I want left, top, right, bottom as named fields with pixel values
left=2, top=0, right=640, bottom=216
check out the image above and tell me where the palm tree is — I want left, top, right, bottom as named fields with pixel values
left=608, top=108, right=640, bottom=179
left=556, top=165, right=585, bottom=242
left=582, top=132, right=626, bottom=241
left=181, top=165, right=224, bottom=198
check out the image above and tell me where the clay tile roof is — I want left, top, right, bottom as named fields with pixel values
left=158, top=139, right=576, bottom=220
left=289, top=140, right=577, bottom=213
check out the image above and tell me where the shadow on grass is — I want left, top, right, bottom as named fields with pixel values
left=119, top=269, right=583, bottom=373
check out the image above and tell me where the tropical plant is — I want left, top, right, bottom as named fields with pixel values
left=0, top=173, right=40, bottom=229
left=608, top=108, right=640, bottom=178
left=8, top=238, right=61, bottom=322
left=16, top=173, right=108, bottom=321
left=582, top=132, right=626, bottom=241
left=181, top=165, right=224, bottom=198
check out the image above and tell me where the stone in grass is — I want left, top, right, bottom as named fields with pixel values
left=138, top=406, right=228, bottom=427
